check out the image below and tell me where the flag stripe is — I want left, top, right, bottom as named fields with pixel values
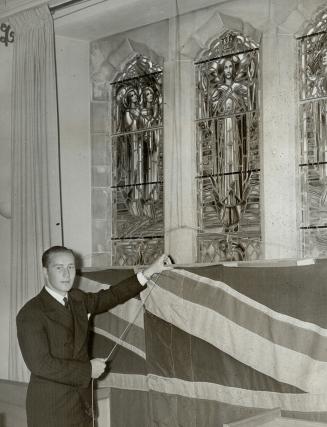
left=154, top=270, right=327, bottom=362
left=99, top=373, right=148, bottom=391
left=147, top=375, right=327, bottom=412
left=107, top=295, right=144, bottom=329
left=182, top=263, right=327, bottom=328
left=94, top=312, right=145, bottom=353
left=143, top=283, right=327, bottom=393
left=100, top=373, right=327, bottom=414
left=93, top=326, right=146, bottom=359
left=91, top=333, right=147, bottom=375
left=144, top=311, right=302, bottom=393
left=163, top=270, right=327, bottom=337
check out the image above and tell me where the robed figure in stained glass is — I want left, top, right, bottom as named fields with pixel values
left=209, top=57, right=250, bottom=233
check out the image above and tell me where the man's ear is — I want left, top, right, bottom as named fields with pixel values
left=43, top=267, right=49, bottom=285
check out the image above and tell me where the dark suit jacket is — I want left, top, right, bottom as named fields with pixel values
left=16, top=276, right=144, bottom=427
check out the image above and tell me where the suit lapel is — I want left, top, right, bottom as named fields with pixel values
left=39, top=288, right=89, bottom=358
left=68, top=292, right=89, bottom=358
left=39, top=288, right=74, bottom=330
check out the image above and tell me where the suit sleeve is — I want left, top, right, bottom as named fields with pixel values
left=17, top=309, right=91, bottom=387
left=83, top=275, right=146, bottom=314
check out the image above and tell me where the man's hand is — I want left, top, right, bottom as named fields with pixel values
left=142, top=254, right=173, bottom=281
left=91, top=358, right=107, bottom=379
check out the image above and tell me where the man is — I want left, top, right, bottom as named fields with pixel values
left=17, top=246, right=171, bottom=427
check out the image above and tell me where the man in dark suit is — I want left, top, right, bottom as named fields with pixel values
left=17, top=245, right=170, bottom=427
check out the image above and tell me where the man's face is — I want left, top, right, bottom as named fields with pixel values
left=43, top=252, right=76, bottom=296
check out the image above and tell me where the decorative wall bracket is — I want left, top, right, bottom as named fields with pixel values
left=0, top=23, right=14, bottom=46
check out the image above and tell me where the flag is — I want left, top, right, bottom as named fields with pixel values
left=79, top=260, right=327, bottom=426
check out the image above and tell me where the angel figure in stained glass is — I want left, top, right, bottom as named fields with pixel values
left=208, top=58, right=250, bottom=229
left=311, top=47, right=327, bottom=98
left=210, top=58, right=248, bottom=116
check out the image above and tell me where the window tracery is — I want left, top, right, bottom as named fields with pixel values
left=196, top=30, right=261, bottom=262
left=299, top=10, right=327, bottom=257
left=111, top=55, right=164, bottom=265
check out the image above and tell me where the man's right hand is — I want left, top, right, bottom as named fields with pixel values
left=91, top=358, right=106, bottom=379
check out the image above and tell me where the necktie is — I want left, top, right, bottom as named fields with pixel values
left=63, top=296, right=70, bottom=311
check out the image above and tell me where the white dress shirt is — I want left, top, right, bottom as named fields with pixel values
left=45, top=286, right=67, bottom=306
left=136, top=271, right=148, bottom=286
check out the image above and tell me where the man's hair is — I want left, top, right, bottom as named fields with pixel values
left=42, top=246, right=75, bottom=268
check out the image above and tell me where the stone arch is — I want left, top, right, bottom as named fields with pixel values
left=277, top=3, right=327, bottom=37
left=180, top=11, right=261, bottom=61
left=91, top=37, right=164, bottom=100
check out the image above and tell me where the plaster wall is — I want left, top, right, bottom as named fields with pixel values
left=0, top=43, right=12, bottom=379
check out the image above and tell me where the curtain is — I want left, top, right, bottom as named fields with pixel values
left=8, top=4, right=62, bottom=382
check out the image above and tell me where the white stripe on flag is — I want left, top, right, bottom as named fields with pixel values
left=172, top=269, right=327, bottom=338
left=93, top=327, right=146, bottom=359
left=99, top=373, right=148, bottom=391
left=143, top=284, right=327, bottom=393
left=98, top=373, right=327, bottom=413
left=108, top=297, right=144, bottom=329
left=147, top=374, right=327, bottom=413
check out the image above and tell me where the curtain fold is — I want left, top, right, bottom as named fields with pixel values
left=8, top=4, right=62, bottom=382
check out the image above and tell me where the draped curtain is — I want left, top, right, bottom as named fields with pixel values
left=8, top=4, right=62, bottom=382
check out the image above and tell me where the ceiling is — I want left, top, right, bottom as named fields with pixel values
left=0, top=0, right=231, bottom=41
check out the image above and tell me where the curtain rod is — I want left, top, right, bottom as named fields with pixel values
left=49, top=0, right=87, bottom=14
left=0, top=0, right=90, bottom=19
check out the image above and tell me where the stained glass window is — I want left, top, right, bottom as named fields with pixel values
left=111, top=55, right=164, bottom=265
left=299, top=10, right=327, bottom=257
left=195, top=30, right=261, bottom=262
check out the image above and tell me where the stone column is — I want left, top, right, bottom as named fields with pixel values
left=164, top=16, right=197, bottom=263
left=261, top=22, right=298, bottom=259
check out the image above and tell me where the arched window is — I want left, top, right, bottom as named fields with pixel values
left=298, top=10, right=327, bottom=258
left=196, top=30, right=261, bottom=262
left=110, top=55, right=164, bottom=265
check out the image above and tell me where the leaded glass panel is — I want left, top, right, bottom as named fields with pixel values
left=112, top=238, right=164, bottom=266
left=111, top=56, right=164, bottom=265
left=300, top=164, right=327, bottom=227
left=112, top=182, right=163, bottom=238
left=112, top=73, right=163, bottom=134
left=299, top=11, right=327, bottom=257
left=196, top=31, right=261, bottom=262
left=301, top=228, right=327, bottom=258
left=199, top=31, right=259, bottom=63
left=197, top=233, right=261, bottom=263
left=112, top=130, right=163, bottom=187
left=299, top=11, right=327, bottom=101
left=300, top=100, right=327, bottom=164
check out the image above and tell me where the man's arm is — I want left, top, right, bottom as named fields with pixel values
left=83, top=254, right=172, bottom=315
left=82, top=275, right=144, bottom=314
left=17, top=310, right=91, bottom=387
